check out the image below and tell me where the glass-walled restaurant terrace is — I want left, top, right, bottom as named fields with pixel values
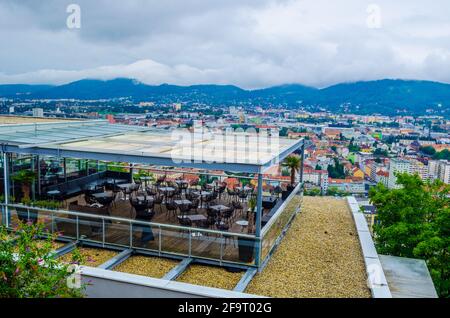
left=0, top=120, right=304, bottom=269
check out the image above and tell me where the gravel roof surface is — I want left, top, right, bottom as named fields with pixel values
left=59, top=247, right=118, bottom=267
left=114, top=256, right=178, bottom=279
left=177, top=265, right=244, bottom=290
left=246, top=196, right=371, bottom=298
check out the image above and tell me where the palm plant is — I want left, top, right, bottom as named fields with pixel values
left=282, top=155, right=302, bottom=186
left=12, top=170, right=37, bottom=201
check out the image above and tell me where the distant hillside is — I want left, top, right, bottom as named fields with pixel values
left=0, top=84, right=54, bottom=98
left=0, top=78, right=449, bottom=116
left=319, top=80, right=450, bottom=115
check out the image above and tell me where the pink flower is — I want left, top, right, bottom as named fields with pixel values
left=15, top=267, right=20, bottom=275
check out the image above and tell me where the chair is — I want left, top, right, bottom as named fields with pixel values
left=165, top=201, right=178, bottom=220
left=221, top=207, right=235, bottom=226
left=238, top=190, right=248, bottom=203
left=146, top=186, right=157, bottom=196
left=153, top=195, right=164, bottom=213
left=217, top=185, right=226, bottom=199
left=178, top=204, right=191, bottom=218
left=190, top=198, right=200, bottom=213
left=177, top=216, right=192, bottom=227
left=232, top=201, right=244, bottom=218
left=206, top=207, right=218, bottom=222
left=227, top=188, right=237, bottom=202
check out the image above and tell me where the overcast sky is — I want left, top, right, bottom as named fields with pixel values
left=1, top=0, right=449, bottom=88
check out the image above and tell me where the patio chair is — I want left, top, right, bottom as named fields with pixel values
left=217, top=184, right=226, bottom=199
left=153, top=195, right=164, bottom=213
left=221, top=207, right=235, bottom=226
left=227, top=188, right=237, bottom=202
left=232, top=201, right=244, bottom=217
left=190, top=198, right=200, bottom=212
left=238, top=190, right=248, bottom=203
left=165, top=201, right=178, bottom=220
left=146, top=186, right=157, bottom=196
left=177, top=216, right=192, bottom=227
left=178, top=204, right=191, bottom=218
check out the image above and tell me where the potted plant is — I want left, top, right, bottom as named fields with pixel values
left=12, top=170, right=37, bottom=201
left=12, top=170, right=37, bottom=223
left=238, top=197, right=257, bottom=263
left=281, top=155, right=301, bottom=199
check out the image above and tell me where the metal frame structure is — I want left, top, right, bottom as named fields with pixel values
left=1, top=120, right=305, bottom=270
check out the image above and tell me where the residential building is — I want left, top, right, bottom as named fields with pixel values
left=32, top=108, right=44, bottom=117
left=388, top=158, right=411, bottom=189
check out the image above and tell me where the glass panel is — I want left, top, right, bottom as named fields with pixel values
left=261, top=187, right=303, bottom=262
left=104, top=221, right=131, bottom=248
left=190, top=231, right=223, bottom=260
left=160, top=226, right=189, bottom=256
left=222, top=233, right=257, bottom=266
left=131, top=222, right=159, bottom=252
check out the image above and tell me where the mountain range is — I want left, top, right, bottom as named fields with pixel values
left=1, top=78, right=449, bottom=116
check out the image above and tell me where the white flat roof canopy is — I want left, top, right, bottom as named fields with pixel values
left=1, top=120, right=304, bottom=173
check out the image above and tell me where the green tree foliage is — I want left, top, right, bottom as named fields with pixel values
left=326, top=186, right=349, bottom=197
left=0, top=222, right=86, bottom=298
left=304, top=188, right=321, bottom=196
left=369, top=173, right=449, bottom=297
left=282, top=155, right=302, bottom=185
left=433, top=149, right=450, bottom=161
left=420, top=145, right=437, bottom=156
left=373, top=148, right=389, bottom=157
left=348, top=138, right=361, bottom=152
left=327, top=158, right=345, bottom=179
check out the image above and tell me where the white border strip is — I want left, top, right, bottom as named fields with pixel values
left=346, top=197, right=392, bottom=298
left=80, top=266, right=264, bottom=298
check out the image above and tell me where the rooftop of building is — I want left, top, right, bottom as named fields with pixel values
left=0, top=115, right=82, bottom=125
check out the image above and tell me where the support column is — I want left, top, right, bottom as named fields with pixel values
left=3, top=152, right=10, bottom=227
left=255, top=172, right=263, bottom=267
left=300, top=142, right=305, bottom=184
left=31, top=155, right=36, bottom=201
left=63, top=158, right=67, bottom=183
left=130, top=163, right=134, bottom=183
left=37, top=155, right=41, bottom=196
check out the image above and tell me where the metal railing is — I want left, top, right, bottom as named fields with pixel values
left=1, top=203, right=258, bottom=268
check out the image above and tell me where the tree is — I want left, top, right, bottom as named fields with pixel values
left=305, top=188, right=321, bottom=196
left=369, top=173, right=449, bottom=297
left=433, top=149, right=450, bottom=161
left=0, top=222, right=85, bottom=298
left=420, top=145, right=436, bottom=156
left=327, top=158, right=345, bottom=179
left=348, top=140, right=360, bottom=152
left=326, top=186, right=349, bottom=197
left=282, top=155, right=302, bottom=186
left=373, top=148, right=389, bottom=157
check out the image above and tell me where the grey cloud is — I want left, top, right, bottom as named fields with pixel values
left=0, top=0, right=449, bottom=88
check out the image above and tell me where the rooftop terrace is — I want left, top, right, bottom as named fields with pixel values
left=0, top=115, right=80, bottom=125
